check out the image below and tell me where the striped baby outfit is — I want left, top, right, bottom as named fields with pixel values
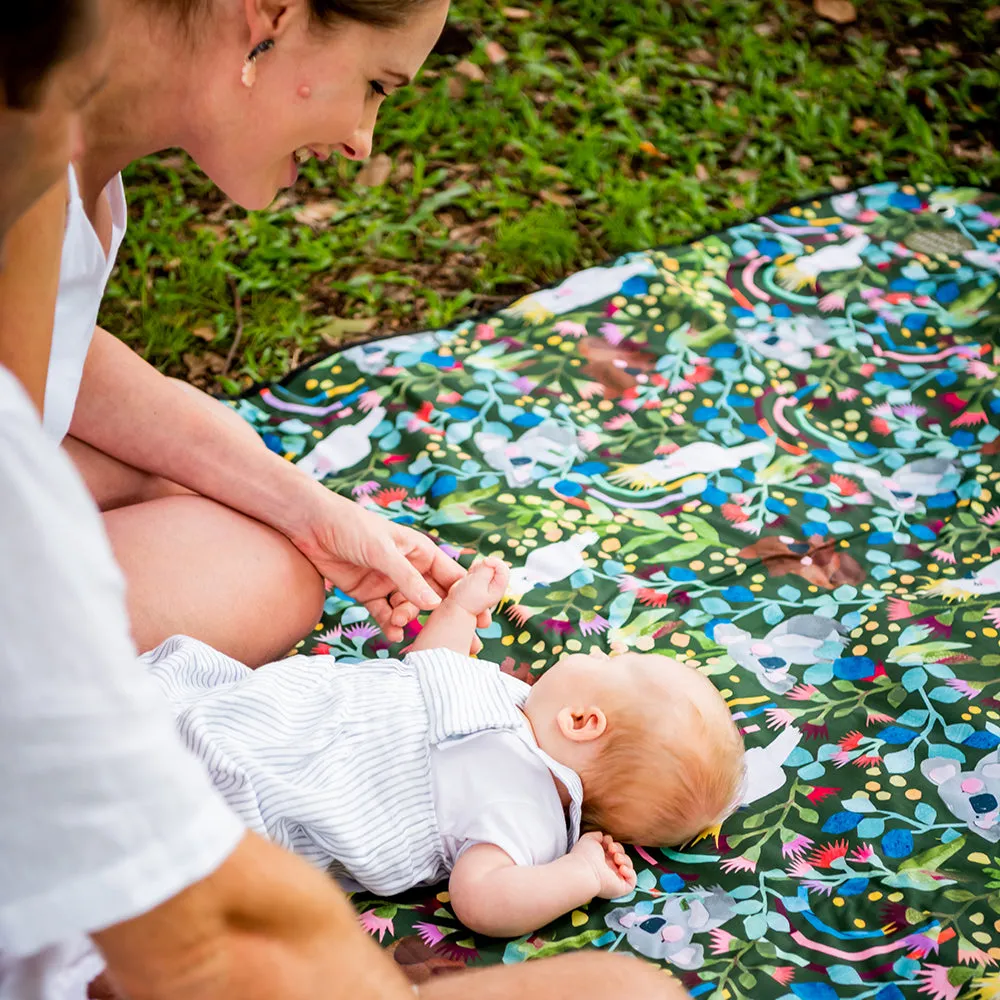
left=142, top=636, right=582, bottom=895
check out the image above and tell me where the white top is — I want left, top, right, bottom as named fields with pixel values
left=431, top=729, right=570, bottom=869
left=0, top=366, right=244, bottom=998
left=43, top=165, right=127, bottom=442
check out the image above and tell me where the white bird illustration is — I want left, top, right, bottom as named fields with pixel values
left=920, top=558, right=1000, bottom=602
left=833, top=458, right=960, bottom=513
left=507, top=531, right=599, bottom=599
left=963, top=249, right=1000, bottom=275
left=741, top=726, right=803, bottom=806
left=776, top=234, right=871, bottom=290
left=610, top=440, right=773, bottom=489
left=296, top=407, right=386, bottom=480
left=505, top=258, right=657, bottom=321
left=830, top=192, right=860, bottom=220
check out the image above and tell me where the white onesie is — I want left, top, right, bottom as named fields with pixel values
left=142, top=636, right=583, bottom=895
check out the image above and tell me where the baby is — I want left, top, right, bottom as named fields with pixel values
left=145, top=558, right=744, bottom=938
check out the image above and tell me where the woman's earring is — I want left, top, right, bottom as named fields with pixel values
left=241, top=39, right=275, bottom=89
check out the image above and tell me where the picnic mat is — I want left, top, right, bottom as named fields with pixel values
left=237, top=182, right=1000, bottom=996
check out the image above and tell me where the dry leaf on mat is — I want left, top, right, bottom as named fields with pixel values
left=813, top=0, right=857, bottom=23
left=355, top=153, right=392, bottom=187
left=455, top=59, right=486, bottom=82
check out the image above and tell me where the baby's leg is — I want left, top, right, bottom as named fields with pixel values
left=408, top=558, right=509, bottom=656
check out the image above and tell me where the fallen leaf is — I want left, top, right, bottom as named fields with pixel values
left=485, top=41, right=508, bottom=64
left=540, top=189, right=574, bottom=207
left=813, top=0, right=856, bottom=23
left=733, top=168, right=759, bottom=184
left=293, top=200, right=339, bottom=225
left=695, top=163, right=709, bottom=182
left=686, top=48, right=714, bottom=64
left=731, top=194, right=746, bottom=209
left=192, top=325, right=216, bottom=342
left=455, top=58, right=486, bottom=82
left=446, top=75, right=466, bottom=100
left=355, top=153, right=393, bottom=187
left=638, top=140, right=669, bottom=160
left=987, top=6, right=1000, bottom=20
left=829, top=174, right=851, bottom=191
left=754, top=22, right=777, bottom=36
left=798, top=154, right=814, bottom=170
left=897, top=45, right=920, bottom=58
left=936, top=41, right=960, bottom=56
left=317, top=316, right=378, bottom=346
left=164, top=257, right=181, bottom=271
left=852, top=117, right=873, bottom=133
left=502, top=5, right=531, bottom=18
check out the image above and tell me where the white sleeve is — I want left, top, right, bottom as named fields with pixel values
left=0, top=369, right=245, bottom=958
left=432, top=732, right=568, bottom=869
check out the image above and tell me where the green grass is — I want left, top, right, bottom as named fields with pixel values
left=100, top=0, right=1000, bottom=394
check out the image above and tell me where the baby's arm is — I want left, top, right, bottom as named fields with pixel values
left=448, top=833, right=636, bottom=938
left=409, top=557, right=508, bottom=657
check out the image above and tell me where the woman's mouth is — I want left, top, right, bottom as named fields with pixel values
left=294, top=146, right=331, bottom=164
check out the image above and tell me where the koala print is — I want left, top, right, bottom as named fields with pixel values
left=604, top=888, right=736, bottom=969
left=921, top=750, right=1000, bottom=842
left=743, top=316, right=836, bottom=371
left=712, top=614, right=848, bottom=695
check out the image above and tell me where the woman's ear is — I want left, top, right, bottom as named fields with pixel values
left=242, top=0, right=298, bottom=43
left=556, top=706, right=608, bottom=743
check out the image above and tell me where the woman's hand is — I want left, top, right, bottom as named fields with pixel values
left=293, top=490, right=491, bottom=643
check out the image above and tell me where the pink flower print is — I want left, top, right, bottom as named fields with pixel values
left=358, top=390, right=384, bottom=412
left=818, top=291, right=846, bottom=312
left=932, top=548, right=957, bottom=565
left=986, top=608, right=1000, bottom=628
left=709, top=929, right=735, bottom=955
left=765, top=708, right=797, bottom=730
left=982, top=507, right=1000, bottom=527
left=599, top=322, right=625, bottom=345
left=781, top=835, right=814, bottom=859
left=554, top=320, right=588, bottom=338
left=414, top=921, right=447, bottom=948
left=836, top=387, right=860, bottom=401
left=771, top=967, right=796, bottom=986
left=359, top=909, right=395, bottom=942
left=352, top=480, right=379, bottom=497
left=886, top=597, right=911, bottom=620
left=719, top=855, right=756, bottom=874
left=578, top=380, right=605, bottom=400
left=787, top=683, right=819, bottom=701
left=579, top=614, right=610, bottom=636
left=578, top=430, right=600, bottom=452
left=604, top=413, right=633, bottom=431
left=849, top=843, right=876, bottom=863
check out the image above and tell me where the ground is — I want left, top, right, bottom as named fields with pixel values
left=99, top=0, right=1000, bottom=395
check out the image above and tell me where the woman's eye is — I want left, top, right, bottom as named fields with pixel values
left=370, top=81, right=387, bottom=98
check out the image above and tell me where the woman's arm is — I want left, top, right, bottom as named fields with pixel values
left=93, top=833, right=417, bottom=1000
left=0, top=178, right=66, bottom=413
left=447, top=833, right=637, bottom=938
left=69, top=329, right=467, bottom=638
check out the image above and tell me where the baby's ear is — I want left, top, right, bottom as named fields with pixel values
left=557, top=706, right=608, bottom=742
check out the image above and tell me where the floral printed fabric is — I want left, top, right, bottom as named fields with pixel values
left=238, top=182, right=1000, bottom=998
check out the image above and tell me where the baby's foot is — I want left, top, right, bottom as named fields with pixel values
left=448, top=557, right=510, bottom=616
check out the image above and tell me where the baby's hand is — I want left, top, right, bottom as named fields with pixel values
left=570, top=831, right=637, bottom=900
left=447, top=557, right=510, bottom=616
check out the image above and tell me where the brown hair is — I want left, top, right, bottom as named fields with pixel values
left=143, top=0, right=434, bottom=29
left=0, top=0, right=95, bottom=109
left=581, top=676, right=745, bottom=847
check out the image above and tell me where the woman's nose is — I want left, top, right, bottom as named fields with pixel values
left=337, top=126, right=373, bottom=162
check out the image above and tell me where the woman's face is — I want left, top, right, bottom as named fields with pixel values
left=190, top=0, right=450, bottom=210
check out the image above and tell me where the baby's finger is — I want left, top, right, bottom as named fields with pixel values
left=471, top=635, right=483, bottom=655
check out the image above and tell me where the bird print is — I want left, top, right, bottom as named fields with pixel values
left=920, top=558, right=1000, bottom=601
left=610, top=440, right=773, bottom=489
left=296, top=407, right=387, bottom=480
left=776, top=235, right=871, bottom=291
left=506, top=531, right=600, bottom=600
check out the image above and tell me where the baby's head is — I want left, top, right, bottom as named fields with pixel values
left=523, top=650, right=744, bottom=846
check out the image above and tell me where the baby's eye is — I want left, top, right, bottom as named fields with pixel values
left=370, top=81, right=388, bottom=98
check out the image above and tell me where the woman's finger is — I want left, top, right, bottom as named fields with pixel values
left=365, top=597, right=403, bottom=642
left=379, top=544, right=444, bottom=611
left=398, top=528, right=465, bottom=594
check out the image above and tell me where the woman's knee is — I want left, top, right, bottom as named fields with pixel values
left=105, top=494, right=324, bottom=665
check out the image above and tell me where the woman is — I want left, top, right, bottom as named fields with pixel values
left=17, top=0, right=481, bottom=665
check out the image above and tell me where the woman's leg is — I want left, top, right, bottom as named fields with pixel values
left=66, top=383, right=324, bottom=665
left=105, top=494, right=325, bottom=666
